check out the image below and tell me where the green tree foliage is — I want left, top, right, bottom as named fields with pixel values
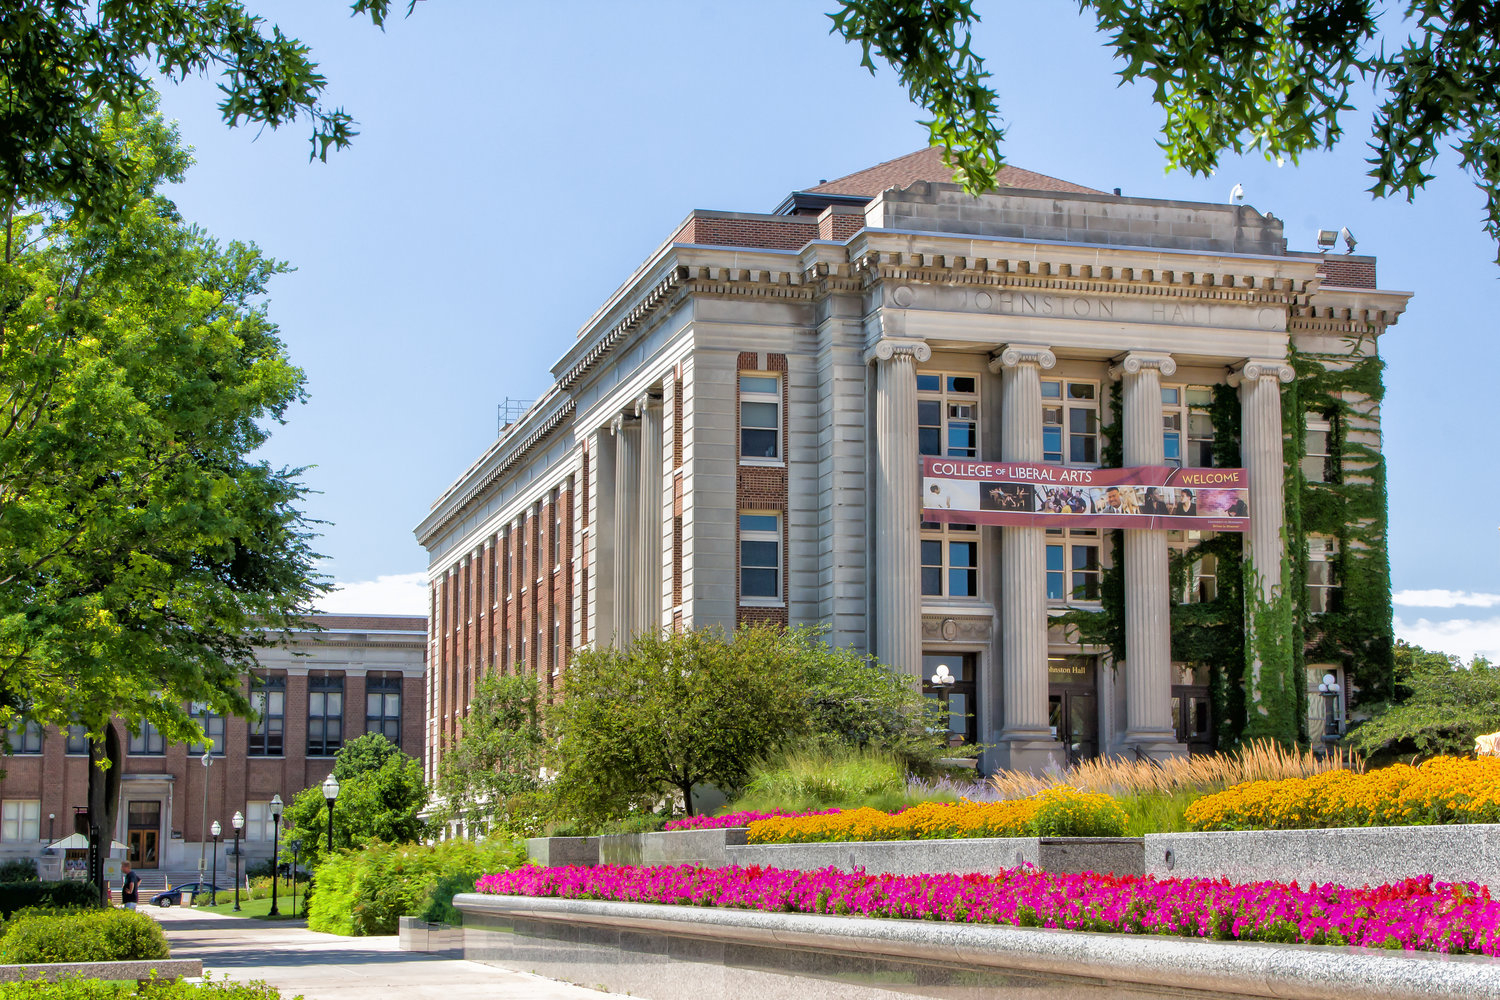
left=0, top=0, right=413, bottom=217
left=432, top=674, right=548, bottom=835
left=282, top=734, right=426, bottom=876
left=829, top=2, right=1500, bottom=261
left=1345, top=640, right=1500, bottom=761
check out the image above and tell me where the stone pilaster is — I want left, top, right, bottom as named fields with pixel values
left=988, top=344, right=1062, bottom=772
left=1110, top=351, right=1182, bottom=757
left=611, top=413, right=641, bottom=649
left=866, top=338, right=929, bottom=681
left=1230, top=357, right=1296, bottom=727
left=636, top=391, right=664, bottom=635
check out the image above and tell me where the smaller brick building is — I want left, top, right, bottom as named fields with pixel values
left=0, top=614, right=426, bottom=872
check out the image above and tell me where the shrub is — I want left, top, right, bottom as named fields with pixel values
left=0, top=908, right=168, bottom=963
left=0, top=860, right=37, bottom=883
left=307, top=838, right=526, bottom=936
left=723, top=744, right=962, bottom=817
left=0, top=880, right=99, bottom=918
left=415, top=872, right=476, bottom=925
left=0, top=976, right=289, bottom=998
left=1028, top=787, right=1128, bottom=837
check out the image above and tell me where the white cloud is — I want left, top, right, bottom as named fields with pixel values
left=1392, top=589, right=1500, bottom=609
left=317, top=572, right=428, bottom=616
left=1394, top=615, right=1500, bottom=663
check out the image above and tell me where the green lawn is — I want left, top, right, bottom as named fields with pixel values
left=187, top=893, right=308, bottom=920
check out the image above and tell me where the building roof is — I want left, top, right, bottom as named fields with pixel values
left=806, top=147, right=1101, bottom=198
left=301, top=614, right=427, bottom=633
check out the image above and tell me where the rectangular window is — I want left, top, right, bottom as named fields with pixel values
left=244, top=801, right=277, bottom=842
left=739, top=512, right=782, bottom=601
left=1168, top=529, right=1218, bottom=603
left=916, top=372, right=979, bottom=458
left=552, top=621, right=562, bottom=674
left=307, top=672, right=345, bottom=757
left=188, top=704, right=226, bottom=756
left=1308, top=536, right=1339, bottom=613
left=553, top=490, right=563, bottom=565
left=1041, top=380, right=1098, bottom=466
left=1303, top=417, right=1333, bottom=483
left=365, top=673, right=402, bottom=747
left=248, top=674, right=285, bottom=757
left=128, top=722, right=165, bottom=756
left=919, top=523, right=979, bottom=598
left=1, top=800, right=40, bottom=842
left=739, top=374, right=782, bottom=461
left=6, top=721, right=42, bottom=755
left=1186, top=387, right=1215, bottom=467
left=502, top=529, right=513, bottom=596
left=1046, top=528, right=1101, bottom=602
left=65, top=725, right=89, bottom=755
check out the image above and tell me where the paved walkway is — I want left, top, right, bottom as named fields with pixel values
left=151, top=904, right=626, bottom=1000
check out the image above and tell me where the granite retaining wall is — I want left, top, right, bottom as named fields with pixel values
left=724, top=836, right=1144, bottom=876
left=0, top=959, right=202, bottom=983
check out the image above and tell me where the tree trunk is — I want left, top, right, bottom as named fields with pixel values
left=677, top=780, right=696, bottom=817
left=87, top=729, right=121, bottom=906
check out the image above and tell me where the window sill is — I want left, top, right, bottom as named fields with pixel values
left=738, top=599, right=786, bottom=609
left=737, top=458, right=786, bottom=468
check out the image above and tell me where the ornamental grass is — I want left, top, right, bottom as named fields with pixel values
left=745, top=787, right=1126, bottom=844
left=476, top=863, right=1500, bottom=956
left=1186, top=754, right=1500, bottom=831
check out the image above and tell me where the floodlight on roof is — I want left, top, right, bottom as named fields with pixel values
left=1316, top=229, right=1338, bottom=251
left=1229, top=182, right=1244, bottom=204
left=1340, top=227, right=1357, bottom=254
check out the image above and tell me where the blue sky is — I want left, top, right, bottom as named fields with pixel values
left=150, top=3, right=1500, bottom=657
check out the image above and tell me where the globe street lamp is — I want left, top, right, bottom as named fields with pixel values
left=1318, top=672, right=1342, bottom=747
left=268, top=794, right=283, bottom=917
left=209, top=821, right=221, bottom=906
left=198, top=752, right=213, bottom=880
left=322, top=774, right=340, bottom=853
left=287, top=837, right=302, bottom=918
left=231, top=810, right=244, bottom=912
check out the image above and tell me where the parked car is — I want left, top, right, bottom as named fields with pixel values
left=151, top=882, right=230, bottom=907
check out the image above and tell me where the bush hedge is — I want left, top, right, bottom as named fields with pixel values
left=0, top=908, right=168, bottom=964
left=0, top=881, right=99, bottom=919
left=0, top=977, right=287, bottom=998
left=0, top=860, right=37, bottom=883
left=307, top=838, right=526, bottom=936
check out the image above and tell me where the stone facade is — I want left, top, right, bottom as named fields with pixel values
left=415, top=148, right=1409, bottom=783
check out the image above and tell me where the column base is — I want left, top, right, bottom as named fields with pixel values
left=1120, top=730, right=1188, bottom=762
left=987, top=733, right=1065, bottom=776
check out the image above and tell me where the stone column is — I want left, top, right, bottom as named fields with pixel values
left=1111, top=351, right=1182, bottom=756
left=636, top=390, right=664, bottom=635
left=1230, top=357, right=1296, bottom=719
left=611, top=412, right=640, bottom=649
left=988, top=344, right=1062, bottom=771
left=866, top=338, right=929, bottom=681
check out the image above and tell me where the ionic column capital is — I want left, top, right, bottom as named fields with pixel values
left=609, top=412, right=640, bottom=435
left=1109, top=351, right=1176, bottom=380
left=863, top=337, right=931, bottom=366
left=1229, top=357, right=1296, bottom=386
left=988, top=344, right=1056, bottom=373
left=634, top=389, right=664, bottom=416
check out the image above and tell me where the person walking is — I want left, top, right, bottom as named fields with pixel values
left=120, top=861, right=141, bottom=911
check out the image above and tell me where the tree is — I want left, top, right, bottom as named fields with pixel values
left=1344, top=640, right=1500, bottom=761
left=830, top=2, right=1500, bottom=261
left=282, top=733, right=427, bottom=877
left=0, top=0, right=413, bottom=219
left=0, top=97, right=323, bottom=899
left=431, top=674, right=549, bottom=835
left=552, top=626, right=810, bottom=819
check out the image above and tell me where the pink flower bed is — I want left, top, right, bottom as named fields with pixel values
left=663, top=809, right=840, bottom=832
left=476, top=863, right=1500, bottom=956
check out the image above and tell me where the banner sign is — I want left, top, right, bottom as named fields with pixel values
left=921, top=457, right=1249, bottom=532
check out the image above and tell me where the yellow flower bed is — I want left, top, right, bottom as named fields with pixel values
left=1185, top=755, right=1500, bottom=831
left=745, top=788, right=1127, bottom=844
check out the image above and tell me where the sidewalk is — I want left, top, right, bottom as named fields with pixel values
left=150, top=904, right=627, bottom=1000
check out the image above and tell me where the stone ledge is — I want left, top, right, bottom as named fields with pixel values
left=725, top=836, right=1143, bottom=876
left=456, top=893, right=1500, bottom=1000
left=0, top=959, right=202, bottom=983
left=397, top=915, right=464, bottom=955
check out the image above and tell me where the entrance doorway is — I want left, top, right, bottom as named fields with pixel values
left=1048, top=656, right=1099, bottom=765
left=126, top=801, right=159, bottom=869
left=921, top=653, right=977, bottom=746
left=1172, top=685, right=1214, bottom=754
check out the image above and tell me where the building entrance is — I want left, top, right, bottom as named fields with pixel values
left=126, top=801, right=159, bottom=869
left=1172, top=684, right=1214, bottom=754
left=1048, top=656, right=1099, bottom=765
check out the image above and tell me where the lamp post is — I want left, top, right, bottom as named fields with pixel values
left=268, top=794, right=283, bottom=917
left=231, top=811, right=244, bottom=912
left=287, top=837, right=302, bottom=918
left=209, top=821, right=221, bottom=906
left=322, top=773, right=340, bottom=853
left=928, top=662, right=956, bottom=745
left=198, top=752, right=213, bottom=879
left=1318, top=672, right=1342, bottom=748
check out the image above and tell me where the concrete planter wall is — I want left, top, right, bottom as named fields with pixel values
left=725, top=836, right=1144, bottom=877
left=455, top=892, right=1500, bottom=1000
left=523, top=836, right=600, bottom=867
left=397, top=915, right=464, bottom=956
left=531, top=829, right=750, bottom=869
left=0, top=959, right=202, bottom=983
left=1146, top=824, right=1500, bottom=890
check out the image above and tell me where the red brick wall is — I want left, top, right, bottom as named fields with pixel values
left=1316, top=256, right=1376, bottom=288
left=674, top=216, right=817, bottom=252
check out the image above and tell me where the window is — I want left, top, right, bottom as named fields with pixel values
left=1168, top=530, right=1218, bottom=603
left=503, top=529, right=513, bottom=596
left=188, top=704, right=226, bottom=756
left=920, top=523, right=979, bottom=598
left=922, top=654, right=977, bottom=746
left=248, top=674, right=285, bottom=756
left=307, top=672, right=344, bottom=757
left=1, top=800, right=40, bottom=842
left=1308, top=536, right=1339, bottom=613
left=739, top=512, right=782, bottom=601
left=533, top=507, right=543, bottom=584
left=916, top=373, right=978, bottom=457
left=739, top=374, right=782, bottom=461
left=365, top=673, right=402, bottom=746
left=552, top=621, right=562, bottom=674
left=1041, top=380, right=1098, bottom=465
left=1046, top=529, right=1101, bottom=601
left=1303, top=416, right=1333, bottom=483
left=1162, top=386, right=1216, bottom=468
left=6, top=721, right=41, bottom=755
left=128, top=721, right=164, bottom=755
left=244, top=801, right=278, bottom=842
left=65, top=725, right=89, bottom=755
left=553, top=490, right=564, bottom=566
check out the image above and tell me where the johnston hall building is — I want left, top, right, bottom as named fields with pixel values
left=415, top=148, right=1409, bottom=778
